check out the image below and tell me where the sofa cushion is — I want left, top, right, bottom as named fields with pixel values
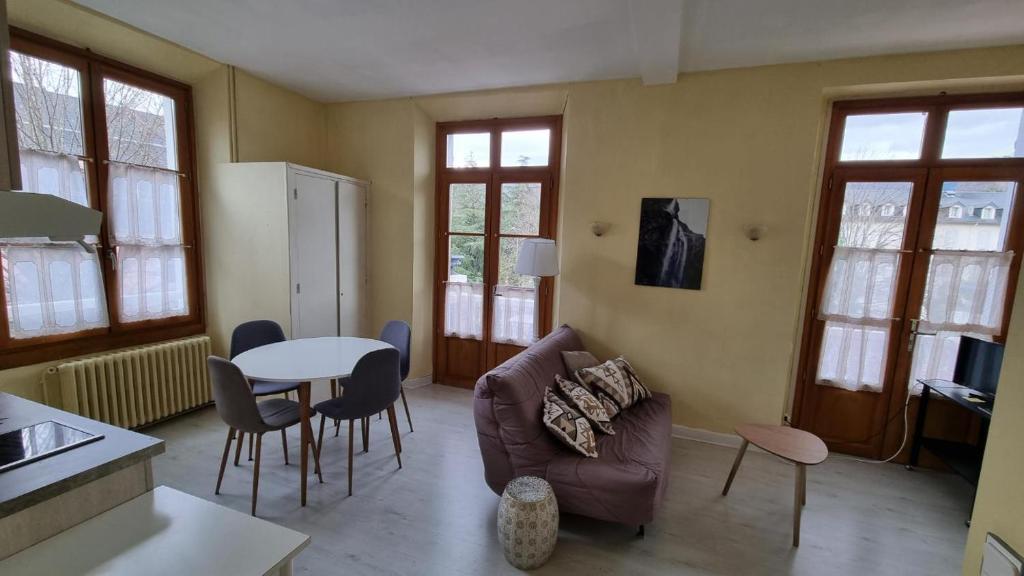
left=555, top=374, right=614, bottom=435
left=561, top=350, right=600, bottom=373
left=574, top=359, right=633, bottom=410
left=545, top=391, right=673, bottom=525
left=474, top=325, right=584, bottom=493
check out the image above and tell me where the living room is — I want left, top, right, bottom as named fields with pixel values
left=0, top=1, right=1022, bottom=574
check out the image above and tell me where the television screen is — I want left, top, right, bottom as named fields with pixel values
left=953, top=336, right=1004, bottom=397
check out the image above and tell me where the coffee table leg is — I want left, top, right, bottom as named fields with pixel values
left=793, top=464, right=805, bottom=546
left=299, top=381, right=310, bottom=507
left=722, top=439, right=749, bottom=496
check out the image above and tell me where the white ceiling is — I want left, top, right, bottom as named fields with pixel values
left=73, top=0, right=1024, bottom=102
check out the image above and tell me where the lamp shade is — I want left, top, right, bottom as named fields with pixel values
left=515, top=238, right=559, bottom=277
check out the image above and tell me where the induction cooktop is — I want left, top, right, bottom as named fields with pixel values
left=0, top=420, right=103, bottom=473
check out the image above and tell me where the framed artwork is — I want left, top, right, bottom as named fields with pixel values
left=634, top=197, right=709, bottom=290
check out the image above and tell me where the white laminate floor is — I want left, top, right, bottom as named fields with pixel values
left=146, top=384, right=971, bottom=576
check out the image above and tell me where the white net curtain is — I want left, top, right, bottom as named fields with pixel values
left=816, top=247, right=901, bottom=392
left=108, top=161, right=189, bottom=322
left=444, top=282, right=536, bottom=345
left=817, top=246, right=1014, bottom=392
left=444, top=281, right=483, bottom=339
left=2, top=149, right=109, bottom=338
left=492, top=285, right=536, bottom=346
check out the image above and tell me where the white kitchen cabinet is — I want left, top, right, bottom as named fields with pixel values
left=206, top=162, right=367, bottom=354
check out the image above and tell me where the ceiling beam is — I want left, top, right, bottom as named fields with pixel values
left=626, top=0, right=684, bottom=85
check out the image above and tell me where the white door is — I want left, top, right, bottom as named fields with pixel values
left=337, top=180, right=366, bottom=336
left=289, top=172, right=338, bottom=339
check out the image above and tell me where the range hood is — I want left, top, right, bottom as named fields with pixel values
left=0, top=190, right=103, bottom=251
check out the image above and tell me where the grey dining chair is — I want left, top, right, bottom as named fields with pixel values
left=332, top=320, right=413, bottom=448
left=208, top=356, right=323, bottom=515
left=314, top=348, right=403, bottom=496
left=230, top=320, right=303, bottom=460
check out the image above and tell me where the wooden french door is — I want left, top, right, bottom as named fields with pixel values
left=794, top=94, right=1024, bottom=459
left=433, top=117, right=562, bottom=388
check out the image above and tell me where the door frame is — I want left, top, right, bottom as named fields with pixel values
left=792, top=92, right=1024, bottom=458
left=432, top=116, right=562, bottom=388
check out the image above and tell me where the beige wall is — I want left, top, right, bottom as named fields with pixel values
left=964, top=275, right=1024, bottom=573
left=233, top=70, right=328, bottom=169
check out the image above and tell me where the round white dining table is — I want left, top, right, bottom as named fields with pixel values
left=231, top=337, right=394, bottom=506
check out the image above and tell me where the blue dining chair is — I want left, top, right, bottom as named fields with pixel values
left=314, top=348, right=403, bottom=496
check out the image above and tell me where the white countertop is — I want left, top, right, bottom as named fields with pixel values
left=231, top=336, right=393, bottom=382
left=0, top=486, right=309, bottom=575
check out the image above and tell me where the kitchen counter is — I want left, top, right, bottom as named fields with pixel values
left=0, top=392, right=164, bottom=557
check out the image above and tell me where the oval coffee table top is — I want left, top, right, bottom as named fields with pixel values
left=735, top=424, right=828, bottom=465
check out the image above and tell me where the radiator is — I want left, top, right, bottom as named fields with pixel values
left=56, top=336, right=213, bottom=429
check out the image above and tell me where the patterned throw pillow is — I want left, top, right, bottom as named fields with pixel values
left=542, top=389, right=598, bottom=458
left=573, top=360, right=633, bottom=410
left=613, top=356, right=653, bottom=405
left=595, top=391, right=621, bottom=420
left=555, top=375, right=614, bottom=435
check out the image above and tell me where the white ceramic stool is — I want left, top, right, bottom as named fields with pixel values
left=497, top=476, right=559, bottom=569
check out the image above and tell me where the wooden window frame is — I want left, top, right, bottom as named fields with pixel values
left=792, top=91, right=1024, bottom=429
left=432, top=116, right=562, bottom=385
left=0, top=28, right=205, bottom=369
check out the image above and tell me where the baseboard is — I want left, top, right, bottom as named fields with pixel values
left=671, top=424, right=745, bottom=448
left=672, top=424, right=770, bottom=455
left=404, top=375, right=433, bottom=390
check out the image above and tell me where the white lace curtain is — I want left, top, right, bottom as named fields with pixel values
left=445, top=281, right=483, bottom=339
left=2, top=149, right=109, bottom=338
left=917, top=250, right=1013, bottom=335
left=107, top=161, right=189, bottom=322
left=493, top=285, right=536, bottom=346
left=817, top=247, right=901, bottom=391
left=3, top=245, right=108, bottom=338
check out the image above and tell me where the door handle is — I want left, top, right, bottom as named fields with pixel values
left=907, top=319, right=937, bottom=352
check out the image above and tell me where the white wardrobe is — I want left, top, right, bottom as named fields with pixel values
left=206, top=162, right=367, bottom=353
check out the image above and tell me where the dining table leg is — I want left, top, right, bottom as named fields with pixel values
left=299, top=381, right=311, bottom=506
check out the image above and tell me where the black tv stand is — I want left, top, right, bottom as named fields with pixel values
left=909, top=380, right=992, bottom=499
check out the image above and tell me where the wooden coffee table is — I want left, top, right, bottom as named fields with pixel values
left=721, top=424, right=828, bottom=547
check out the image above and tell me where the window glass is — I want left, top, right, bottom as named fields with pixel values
left=445, top=132, right=489, bottom=168
left=942, top=107, right=1024, bottom=159
left=10, top=51, right=84, bottom=156
left=837, top=182, right=913, bottom=249
left=449, top=183, right=486, bottom=233
left=104, top=78, right=178, bottom=170
left=932, top=182, right=1016, bottom=251
left=500, top=183, right=542, bottom=235
left=500, top=129, right=550, bottom=167
left=840, top=112, right=927, bottom=161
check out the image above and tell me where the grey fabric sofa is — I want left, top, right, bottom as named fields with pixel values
left=473, top=324, right=673, bottom=527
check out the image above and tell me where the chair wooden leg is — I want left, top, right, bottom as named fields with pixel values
left=400, top=386, right=413, bottom=433
left=362, top=417, right=369, bottom=453
left=347, top=419, right=355, bottom=496
left=334, top=418, right=341, bottom=438
left=281, top=429, right=289, bottom=465
left=793, top=464, right=805, bottom=547
left=234, top=426, right=245, bottom=466
left=248, top=432, right=254, bottom=461
left=722, top=439, right=749, bottom=496
left=251, top=433, right=263, bottom=516
left=215, top=427, right=234, bottom=495
left=305, top=418, right=323, bottom=484
left=386, top=404, right=403, bottom=469
left=317, top=414, right=326, bottom=463
left=330, top=379, right=337, bottom=399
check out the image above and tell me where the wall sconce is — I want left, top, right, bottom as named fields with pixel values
left=745, top=225, right=766, bottom=242
left=591, top=222, right=610, bottom=237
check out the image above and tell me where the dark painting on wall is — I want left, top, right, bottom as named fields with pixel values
left=634, top=198, right=709, bottom=290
